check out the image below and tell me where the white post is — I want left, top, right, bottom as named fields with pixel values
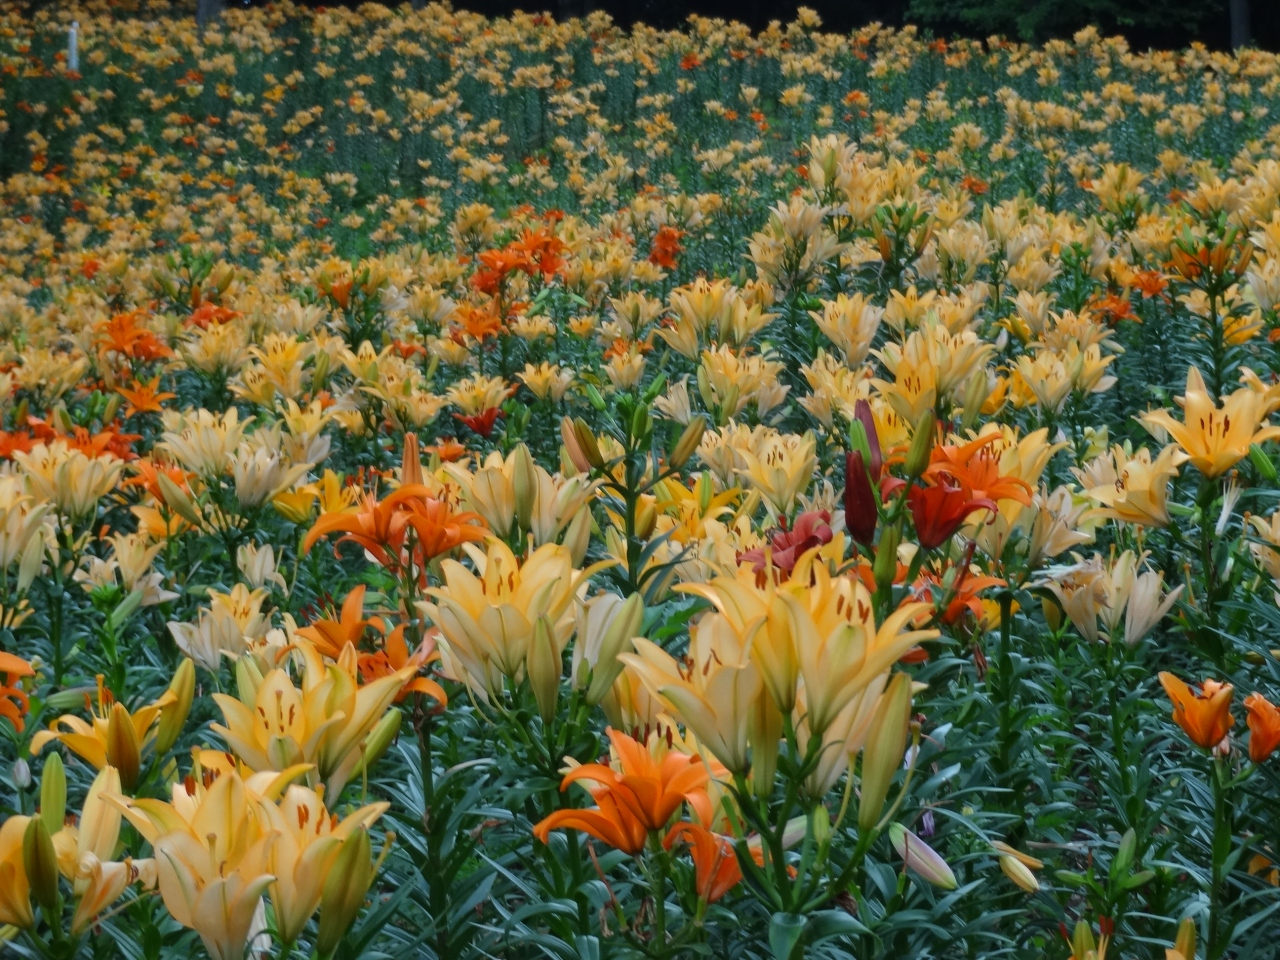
left=68, top=21, right=78, bottom=72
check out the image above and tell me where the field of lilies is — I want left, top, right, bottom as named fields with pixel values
left=2, top=2, right=1280, bottom=958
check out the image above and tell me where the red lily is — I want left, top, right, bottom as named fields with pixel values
left=908, top=482, right=997, bottom=550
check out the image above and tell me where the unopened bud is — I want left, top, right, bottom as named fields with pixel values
left=859, top=672, right=912, bottom=831
left=23, top=816, right=60, bottom=912
left=317, top=828, right=374, bottom=957
left=106, top=702, right=142, bottom=791
left=12, top=758, right=31, bottom=791
left=1174, top=917, right=1196, bottom=960
left=634, top=499, right=657, bottom=540
left=669, top=416, right=707, bottom=470
left=572, top=418, right=606, bottom=469
left=154, top=658, right=195, bottom=755
left=873, top=525, right=900, bottom=595
left=156, top=472, right=203, bottom=529
left=360, top=707, right=402, bottom=774
left=999, top=853, right=1040, bottom=892
left=526, top=617, right=561, bottom=724
left=39, top=753, right=65, bottom=835
left=1071, top=920, right=1096, bottom=960
left=511, top=443, right=537, bottom=532
left=904, top=410, right=936, bottom=478
left=561, top=417, right=590, bottom=474
left=562, top=508, right=592, bottom=567
left=889, top=822, right=956, bottom=889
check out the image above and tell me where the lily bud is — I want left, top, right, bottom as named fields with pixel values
left=584, top=593, right=643, bottom=706
left=526, top=617, right=561, bottom=724
left=669, top=415, right=707, bottom=469
left=101, top=392, right=122, bottom=425
left=235, top=655, right=264, bottom=704
left=1173, top=917, right=1196, bottom=960
left=844, top=450, right=878, bottom=546
left=23, top=816, right=60, bottom=913
left=562, top=507, right=592, bottom=567
left=401, top=433, right=423, bottom=487
left=999, top=852, right=1040, bottom=892
left=853, top=399, right=882, bottom=480
left=889, top=822, right=957, bottom=889
left=39, top=753, right=66, bottom=836
left=858, top=672, right=912, bottom=831
left=811, top=804, right=831, bottom=850
left=511, top=444, right=537, bottom=533
left=960, top=369, right=990, bottom=432
left=560, top=417, right=590, bottom=474
left=635, top=499, right=657, bottom=540
left=1071, top=920, right=1096, bottom=960
left=572, top=418, right=606, bottom=469
left=750, top=695, right=782, bottom=794
left=156, top=472, right=203, bottom=528
left=873, top=525, right=900, bottom=595
left=106, top=702, right=141, bottom=791
left=317, top=827, right=374, bottom=957
left=359, top=707, right=402, bottom=774
left=18, top=531, right=44, bottom=592
left=904, top=409, right=936, bottom=479
left=154, top=658, right=195, bottom=755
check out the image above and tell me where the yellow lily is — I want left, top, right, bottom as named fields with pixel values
left=110, top=768, right=282, bottom=960
left=420, top=540, right=606, bottom=700
left=619, top=606, right=764, bottom=774
left=0, top=815, right=35, bottom=928
left=1142, top=366, right=1280, bottom=478
left=255, top=784, right=387, bottom=946
left=211, top=641, right=410, bottom=797
left=31, top=675, right=178, bottom=791
left=780, top=564, right=936, bottom=737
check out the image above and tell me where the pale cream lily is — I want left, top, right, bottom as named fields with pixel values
left=420, top=540, right=605, bottom=699
left=211, top=641, right=410, bottom=797
left=1141, top=366, right=1280, bottom=478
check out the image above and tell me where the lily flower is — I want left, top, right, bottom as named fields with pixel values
left=32, top=675, right=178, bottom=790
left=1245, top=692, right=1280, bottom=763
left=664, top=822, right=743, bottom=903
left=1159, top=672, right=1234, bottom=750
left=533, top=728, right=713, bottom=854
left=1141, top=366, right=1280, bottom=478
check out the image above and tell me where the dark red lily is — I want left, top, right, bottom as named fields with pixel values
left=844, top=450, right=878, bottom=546
left=907, top=482, right=997, bottom=550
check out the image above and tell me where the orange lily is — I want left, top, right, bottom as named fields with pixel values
left=358, top=625, right=447, bottom=707
left=1159, top=672, right=1234, bottom=750
left=533, top=729, right=713, bottom=855
left=303, top=485, right=486, bottom=573
left=296, top=585, right=385, bottom=659
left=923, top=435, right=1032, bottom=506
left=0, top=651, right=34, bottom=733
left=1245, top=692, right=1280, bottom=763
left=664, top=822, right=742, bottom=903
left=118, top=377, right=176, bottom=417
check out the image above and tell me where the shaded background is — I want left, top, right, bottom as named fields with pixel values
left=438, top=0, right=1277, bottom=52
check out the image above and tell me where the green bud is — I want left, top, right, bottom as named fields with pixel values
left=1250, top=443, right=1277, bottom=482
left=526, top=617, right=561, bottom=724
left=904, top=410, right=936, bottom=478
left=317, top=828, right=374, bottom=957
left=23, top=816, right=60, bottom=913
left=359, top=707, right=402, bottom=774
left=669, top=416, right=707, bottom=470
left=39, top=753, right=66, bottom=836
left=873, top=525, right=900, bottom=596
left=154, top=658, right=196, bottom=756
left=858, top=672, right=913, bottom=831
left=511, top=444, right=537, bottom=533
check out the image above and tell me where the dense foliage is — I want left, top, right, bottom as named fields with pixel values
left=1, top=4, right=1280, bottom=959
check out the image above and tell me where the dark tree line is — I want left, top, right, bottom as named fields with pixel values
left=185, top=0, right=1275, bottom=52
